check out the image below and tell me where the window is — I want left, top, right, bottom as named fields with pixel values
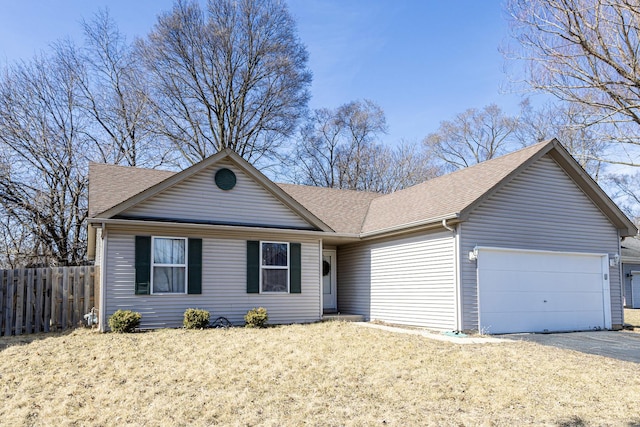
left=261, top=242, right=289, bottom=292
left=152, top=237, right=187, bottom=293
left=134, top=236, right=202, bottom=295
left=246, top=240, right=301, bottom=294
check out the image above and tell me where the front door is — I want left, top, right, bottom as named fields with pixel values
left=322, top=250, right=337, bottom=312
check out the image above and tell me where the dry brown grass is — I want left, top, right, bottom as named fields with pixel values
left=1, top=322, right=639, bottom=426
left=625, top=308, right=640, bottom=331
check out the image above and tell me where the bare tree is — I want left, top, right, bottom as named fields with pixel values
left=0, top=52, right=89, bottom=265
left=138, top=0, right=311, bottom=166
left=334, top=100, right=388, bottom=190
left=424, top=104, right=520, bottom=171
left=76, top=10, right=167, bottom=167
left=292, top=100, right=439, bottom=193
left=606, top=172, right=640, bottom=223
left=516, top=99, right=608, bottom=179
left=506, top=0, right=640, bottom=165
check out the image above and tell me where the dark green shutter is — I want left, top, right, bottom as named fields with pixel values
left=290, top=243, right=301, bottom=294
left=135, top=236, right=151, bottom=295
left=247, top=241, right=260, bottom=293
left=187, top=238, right=202, bottom=294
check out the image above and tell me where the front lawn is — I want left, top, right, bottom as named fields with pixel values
left=625, top=308, right=640, bottom=331
left=0, top=322, right=639, bottom=426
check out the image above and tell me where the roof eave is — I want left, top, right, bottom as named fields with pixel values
left=359, top=213, right=461, bottom=239
left=89, top=218, right=355, bottom=239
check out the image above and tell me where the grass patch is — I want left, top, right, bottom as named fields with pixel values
left=0, top=322, right=639, bottom=425
left=625, top=308, right=640, bottom=331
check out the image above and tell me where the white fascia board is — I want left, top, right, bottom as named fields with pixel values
left=88, top=218, right=358, bottom=241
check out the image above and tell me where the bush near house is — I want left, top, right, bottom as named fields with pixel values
left=108, top=310, right=142, bottom=333
left=183, top=308, right=211, bottom=329
left=244, top=307, right=268, bottom=328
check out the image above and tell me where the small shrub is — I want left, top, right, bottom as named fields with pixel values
left=183, top=308, right=210, bottom=329
left=244, top=307, right=268, bottom=328
left=108, top=309, right=142, bottom=333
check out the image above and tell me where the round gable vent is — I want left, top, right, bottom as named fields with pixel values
left=215, top=168, right=236, bottom=191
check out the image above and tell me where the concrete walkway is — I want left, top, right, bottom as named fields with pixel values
left=502, top=331, right=640, bottom=363
left=357, top=322, right=509, bottom=344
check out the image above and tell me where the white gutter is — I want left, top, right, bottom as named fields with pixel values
left=88, top=218, right=360, bottom=241
left=359, top=213, right=460, bottom=239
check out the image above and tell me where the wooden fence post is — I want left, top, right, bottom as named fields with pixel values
left=0, top=270, right=4, bottom=336
left=35, top=268, right=44, bottom=333
left=44, top=268, right=52, bottom=333
left=25, top=268, right=34, bottom=334
left=83, top=267, right=91, bottom=318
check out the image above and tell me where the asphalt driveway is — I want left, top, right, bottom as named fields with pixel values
left=503, top=331, right=640, bottom=363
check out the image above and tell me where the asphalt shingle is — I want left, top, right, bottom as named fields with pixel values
left=88, top=141, right=552, bottom=234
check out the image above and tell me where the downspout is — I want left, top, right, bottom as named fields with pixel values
left=319, top=238, right=323, bottom=321
left=442, top=219, right=462, bottom=332
left=442, top=219, right=455, bottom=233
left=99, top=223, right=107, bottom=332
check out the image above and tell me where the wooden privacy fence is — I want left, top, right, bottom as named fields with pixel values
left=0, top=266, right=99, bottom=336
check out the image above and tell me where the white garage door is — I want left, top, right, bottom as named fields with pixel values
left=477, top=247, right=611, bottom=334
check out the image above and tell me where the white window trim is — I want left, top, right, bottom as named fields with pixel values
left=260, top=241, right=290, bottom=294
left=151, top=236, right=188, bottom=295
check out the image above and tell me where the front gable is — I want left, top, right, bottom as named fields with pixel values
left=96, top=150, right=330, bottom=231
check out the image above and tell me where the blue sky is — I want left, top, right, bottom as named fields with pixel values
left=0, top=0, right=526, bottom=145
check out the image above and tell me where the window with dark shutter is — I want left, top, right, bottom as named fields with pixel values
left=135, top=236, right=151, bottom=295
left=187, top=238, right=202, bottom=294
left=290, top=243, right=301, bottom=293
left=247, top=241, right=260, bottom=293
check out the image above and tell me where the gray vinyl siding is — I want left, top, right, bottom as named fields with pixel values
left=338, top=230, right=456, bottom=329
left=104, top=228, right=321, bottom=329
left=337, top=244, right=371, bottom=318
left=122, top=159, right=312, bottom=229
left=459, top=155, right=622, bottom=331
left=622, top=263, right=640, bottom=307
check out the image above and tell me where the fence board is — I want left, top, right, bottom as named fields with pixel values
left=35, top=269, right=43, bottom=332
left=14, top=269, right=25, bottom=335
left=5, top=270, right=14, bottom=336
left=0, top=271, right=4, bottom=336
left=25, top=269, right=33, bottom=334
left=72, top=268, right=80, bottom=327
left=83, top=267, right=91, bottom=317
left=0, top=266, right=96, bottom=336
left=43, top=268, right=52, bottom=333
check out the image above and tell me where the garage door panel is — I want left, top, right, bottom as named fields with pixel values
left=481, top=310, right=607, bottom=334
left=477, top=247, right=609, bottom=334
left=479, top=250, right=603, bottom=274
left=480, top=290, right=605, bottom=313
left=478, top=270, right=603, bottom=293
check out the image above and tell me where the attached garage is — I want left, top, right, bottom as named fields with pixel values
left=476, top=246, right=611, bottom=334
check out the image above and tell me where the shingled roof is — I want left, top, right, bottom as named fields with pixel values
left=277, top=184, right=381, bottom=234
left=360, top=141, right=550, bottom=234
left=88, top=163, right=176, bottom=218
left=88, top=140, right=637, bottom=237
